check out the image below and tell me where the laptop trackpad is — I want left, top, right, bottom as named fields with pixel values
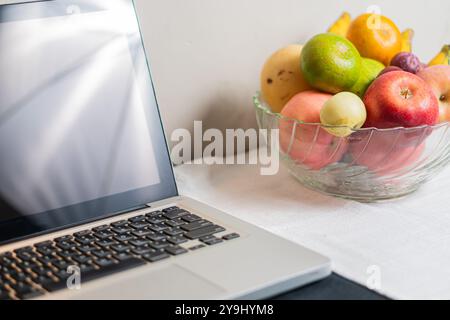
left=70, top=265, right=226, bottom=300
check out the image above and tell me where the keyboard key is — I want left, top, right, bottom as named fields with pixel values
left=1, top=266, right=17, bottom=275
left=131, top=229, right=153, bottom=237
left=129, top=221, right=150, bottom=230
left=111, top=226, right=133, bottom=235
left=189, top=244, right=206, bottom=251
left=52, top=260, right=71, bottom=270
left=74, top=235, right=96, bottom=245
left=14, top=246, right=33, bottom=254
left=92, top=250, right=111, bottom=259
left=73, top=230, right=92, bottom=237
left=56, top=240, right=77, bottom=251
left=11, top=282, right=43, bottom=300
left=201, top=237, right=223, bottom=246
left=165, top=219, right=186, bottom=227
left=53, top=270, right=71, bottom=281
left=162, top=206, right=179, bottom=212
left=96, top=239, right=118, bottom=248
left=164, top=228, right=183, bottom=237
left=163, top=209, right=188, bottom=220
left=111, top=220, right=128, bottom=228
left=94, top=230, right=114, bottom=240
left=128, top=215, right=146, bottom=223
left=34, top=241, right=53, bottom=248
left=0, top=255, right=16, bottom=267
left=145, top=210, right=163, bottom=218
left=17, top=289, right=44, bottom=300
left=36, top=246, right=55, bottom=256
left=181, top=220, right=212, bottom=231
left=77, top=245, right=98, bottom=254
left=92, top=225, right=109, bottom=232
left=148, top=223, right=169, bottom=232
left=111, top=244, right=131, bottom=253
left=167, top=235, right=188, bottom=245
left=199, top=235, right=216, bottom=241
left=185, top=225, right=226, bottom=240
left=147, top=216, right=166, bottom=224
left=147, top=233, right=167, bottom=242
left=114, top=234, right=135, bottom=242
left=16, top=251, right=36, bottom=262
left=79, top=263, right=96, bottom=273
left=54, top=235, right=73, bottom=243
left=37, top=256, right=59, bottom=266
left=34, top=275, right=56, bottom=286
left=222, top=233, right=240, bottom=241
left=165, top=245, right=188, bottom=256
left=43, top=257, right=146, bottom=293
left=30, top=266, right=53, bottom=276
left=0, top=252, right=13, bottom=258
left=8, top=272, right=28, bottom=283
left=143, top=251, right=170, bottom=262
left=181, top=214, right=202, bottom=223
left=131, top=246, right=153, bottom=255
left=72, top=255, right=92, bottom=264
left=55, top=249, right=79, bottom=259
left=41, top=273, right=70, bottom=292
left=113, top=253, right=133, bottom=261
left=94, top=258, right=116, bottom=268
left=15, top=260, right=40, bottom=271
left=129, top=239, right=150, bottom=247
left=149, top=240, right=170, bottom=250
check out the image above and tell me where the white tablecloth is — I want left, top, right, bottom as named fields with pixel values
left=175, top=153, right=450, bottom=300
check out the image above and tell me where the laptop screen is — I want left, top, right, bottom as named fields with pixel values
left=0, top=0, right=177, bottom=244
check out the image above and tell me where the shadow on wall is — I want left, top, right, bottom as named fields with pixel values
left=170, top=90, right=258, bottom=164
left=201, top=90, right=257, bottom=135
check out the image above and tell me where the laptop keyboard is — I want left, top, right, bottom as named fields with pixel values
left=0, top=206, right=240, bottom=300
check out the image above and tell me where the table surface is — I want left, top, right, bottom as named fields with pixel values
left=175, top=152, right=450, bottom=300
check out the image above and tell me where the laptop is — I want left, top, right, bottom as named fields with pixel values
left=0, top=0, right=330, bottom=300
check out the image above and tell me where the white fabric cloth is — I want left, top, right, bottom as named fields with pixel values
left=175, top=153, right=450, bottom=300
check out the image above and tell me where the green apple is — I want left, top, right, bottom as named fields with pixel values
left=301, top=33, right=362, bottom=94
left=320, top=92, right=367, bottom=137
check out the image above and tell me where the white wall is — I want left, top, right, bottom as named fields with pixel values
left=2, top=0, right=449, bottom=147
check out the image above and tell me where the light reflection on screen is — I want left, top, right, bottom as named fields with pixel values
left=0, top=7, right=161, bottom=218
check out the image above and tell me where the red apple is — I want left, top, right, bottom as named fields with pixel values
left=279, top=91, right=348, bottom=169
left=417, top=65, right=450, bottom=122
left=363, top=71, right=439, bottom=128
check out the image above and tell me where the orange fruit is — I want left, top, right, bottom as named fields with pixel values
left=347, top=13, right=402, bottom=66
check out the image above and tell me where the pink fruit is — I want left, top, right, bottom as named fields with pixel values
left=390, top=52, right=422, bottom=74
left=280, top=90, right=333, bottom=144
left=363, top=71, right=439, bottom=128
left=417, top=65, right=450, bottom=122
left=350, top=131, right=425, bottom=176
left=279, top=91, right=348, bottom=169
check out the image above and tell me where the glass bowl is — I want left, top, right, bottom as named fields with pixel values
left=254, top=92, right=450, bottom=202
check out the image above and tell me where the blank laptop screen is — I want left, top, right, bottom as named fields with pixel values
left=0, top=0, right=177, bottom=243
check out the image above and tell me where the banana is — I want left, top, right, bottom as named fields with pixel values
left=400, top=29, right=414, bottom=53
left=328, top=12, right=351, bottom=37
left=428, top=45, right=450, bottom=66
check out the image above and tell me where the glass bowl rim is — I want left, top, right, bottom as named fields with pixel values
left=253, top=91, right=449, bottom=133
